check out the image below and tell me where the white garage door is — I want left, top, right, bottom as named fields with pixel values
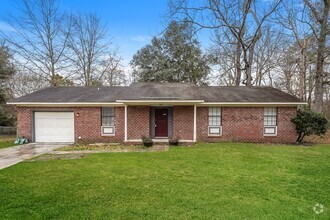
left=34, top=112, right=74, bottom=143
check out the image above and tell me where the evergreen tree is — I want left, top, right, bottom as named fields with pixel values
left=131, top=20, right=210, bottom=84
left=0, top=44, right=16, bottom=126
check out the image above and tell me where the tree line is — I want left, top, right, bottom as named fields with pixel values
left=132, top=0, right=329, bottom=114
left=0, top=0, right=329, bottom=126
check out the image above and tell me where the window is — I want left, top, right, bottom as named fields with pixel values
left=264, top=107, right=277, bottom=136
left=208, top=107, right=222, bottom=135
left=101, top=107, right=115, bottom=135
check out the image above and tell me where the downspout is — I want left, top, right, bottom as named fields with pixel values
left=124, top=105, right=127, bottom=142
left=193, top=105, right=197, bottom=142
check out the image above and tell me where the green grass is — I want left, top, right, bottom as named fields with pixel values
left=0, top=136, right=16, bottom=149
left=57, top=143, right=145, bottom=151
left=0, top=143, right=329, bottom=219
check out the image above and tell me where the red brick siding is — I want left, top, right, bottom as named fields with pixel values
left=173, top=106, right=194, bottom=140
left=127, top=106, right=150, bottom=139
left=197, top=107, right=297, bottom=143
left=16, top=105, right=297, bottom=144
left=74, top=107, right=124, bottom=143
left=17, top=107, right=32, bottom=140
left=276, top=107, right=297, bottom=143
left=16, top=107, right=124, bottom=143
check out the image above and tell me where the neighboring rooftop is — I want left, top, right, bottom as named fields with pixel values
left=8, top=82, right=304, bottom=104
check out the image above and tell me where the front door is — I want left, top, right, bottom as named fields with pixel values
left=155, top=108, right=168, bottom=137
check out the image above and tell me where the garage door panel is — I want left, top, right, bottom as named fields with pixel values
left=36, top=112, right=74, bottom=119
left=36, top=119, right=74, bottom=128
left=34, top=112, right=74, bottom=143
left=36, top=128, right=74, bottom=136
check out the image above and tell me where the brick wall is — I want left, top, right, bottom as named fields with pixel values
left=127, top=106, right=150, bottom=139
left=16, top=107, right=124, bottom=143
left=276, top=107, right=298, bottom=143
left=197, top=107, right=297, bottom=143
left=17, top=107, right=32, bottom=140
left=16, top=105, right=298, bottom=144
left=74, top=107, right=124, bottom=143
left=173, top=106, right=194, bottom=140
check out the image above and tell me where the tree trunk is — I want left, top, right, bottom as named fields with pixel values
left=245, top=45, right=254, bottom=86
left=245, top=32, right=261, bottom=87
left=298, top=46, right=306, bottom=100
left=235, top=41, right=242, bottom=86
left=309, top=0, right=329, bottom=113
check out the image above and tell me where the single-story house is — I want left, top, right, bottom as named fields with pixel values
left=8, top=83, right=306, bottom=144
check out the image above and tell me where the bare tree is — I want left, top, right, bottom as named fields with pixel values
left=253, top=25, right=284, bottom=86
left=0, top=0, right=71, bottom=86
left=169, top=0, right=282, bottom=86
left=208, top=28, right=239, bottom=86
left=8, top=69, right=48, bottom=97
left=100, top=51, right=127, bottom=86
left=276, top=0, right=315, bottom=101
left=67, top=13, right=124, bottom=86
left=303, top=0, right=330, bottom=112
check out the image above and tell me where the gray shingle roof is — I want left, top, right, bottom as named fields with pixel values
left=8, top=82, right=304, bottom=103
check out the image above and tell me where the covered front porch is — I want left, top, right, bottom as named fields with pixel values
left=120, top=100, right=202, bottom=143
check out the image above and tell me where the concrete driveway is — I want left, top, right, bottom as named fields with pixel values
left=0, top=143, right=65, bottom=170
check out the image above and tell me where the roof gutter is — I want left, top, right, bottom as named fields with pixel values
left=116, top=100, right=205, bottom=106
left=6, top=102, right=125, bottom=107
left=7, top=101, right=307, bottom=107
left=199, top=102, right=308, bottom=106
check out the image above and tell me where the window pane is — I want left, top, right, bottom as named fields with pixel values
left=264, top=107, right=277, bottom=126
left=215, top=117, right=220, bottom=126
left=208, top=107, right=221, bottom=126
left=209, top=107, right=221, bottom=116
left=102, top=116, right=114, bottom=126
left=209, top=116, right=221, bottom=126
left=264, top=107, right=276, bottom=116
left=264, top=116, right=276, bottom=126
left=102, top=107, right=114, bottom=117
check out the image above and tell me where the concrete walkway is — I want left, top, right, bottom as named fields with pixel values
left=0, top=143, right=65, bottom=170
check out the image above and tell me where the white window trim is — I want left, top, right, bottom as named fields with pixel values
left=208, top=126, right=222, bottom=136
left=101, top=107, right=115, bottom=136
left=101, top=126, right=115, bottom=136
left=263, top=126, right=277, bottom=136
left=208, top=107, right=222, bottom=136
left=263, top=107, right=277, bottom=137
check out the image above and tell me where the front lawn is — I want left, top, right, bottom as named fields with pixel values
left=57, top=143, right=145, bottom=151
left=0, top=143, right=329, bottom=219
left=0, top=136, right=16, bottom=149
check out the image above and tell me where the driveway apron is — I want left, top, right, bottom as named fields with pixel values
left=0, top=143, right=65, bottom=170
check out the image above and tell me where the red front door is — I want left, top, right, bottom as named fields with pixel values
left=155, top=108, right=168, bottom=137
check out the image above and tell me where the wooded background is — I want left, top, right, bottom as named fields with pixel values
left=0, top=0, right=329, bottom=126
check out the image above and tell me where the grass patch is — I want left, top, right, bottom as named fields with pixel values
left=0, top=136, right=16, bottom=149
left=57, top=143, right=146, bottom=151
left=0, top=142, right=329, bottom=219
left=30, top=153, right=88, bottom=161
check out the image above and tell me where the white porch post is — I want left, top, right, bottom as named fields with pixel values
left=124, top=104, right=127, bottom=142
left=193, top=104, right=197, bottom=142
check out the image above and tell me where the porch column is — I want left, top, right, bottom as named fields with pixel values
left=193, top=104, right=197, bottom=142
left=124, top=104, right=127, bottom=141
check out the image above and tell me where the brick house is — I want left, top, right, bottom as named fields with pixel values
left=8, top=83, right=306, bottom=144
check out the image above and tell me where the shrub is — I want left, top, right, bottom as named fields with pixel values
left=141, top=136, right=153, bottom=147
left=291, top=108, right=328, bottom=143
left=169, top=137, right=179, bottom=146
